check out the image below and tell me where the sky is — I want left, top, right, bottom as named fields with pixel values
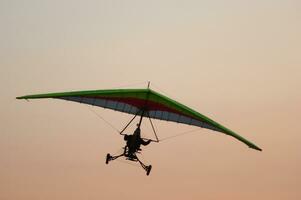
left=1, top=0, right=300, bottom=199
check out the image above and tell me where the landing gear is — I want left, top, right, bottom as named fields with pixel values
left=136, top=155, right=152, bottom=176
left=105, top=152, right=152, bottom=176
left=106, top=153, right=111, bottom=164
left=105, top=153, right=123, bottom=164
left=104, top=109, right=157, bottom=175
left=146, top=165, right=152, bottom=176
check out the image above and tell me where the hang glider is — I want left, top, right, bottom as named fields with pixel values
left=17, top=88, right=262, bottom=151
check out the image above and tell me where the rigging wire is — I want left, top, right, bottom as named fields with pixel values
left=149, top=83, right=204, bottom=142
left=150, top=82, right=175, bottom=99
left=86, top=93, right=202, bottom=143
left=87, top=106, right=121, bottom=134
left=111, top=81, right=149, bottom=89
left=159, top=128, right=201, bottom=142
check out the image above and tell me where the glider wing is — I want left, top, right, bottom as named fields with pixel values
left=17, top=88, right=262, bottom=151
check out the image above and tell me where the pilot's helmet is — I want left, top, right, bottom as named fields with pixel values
left=124, top=134, right=129, bottom=141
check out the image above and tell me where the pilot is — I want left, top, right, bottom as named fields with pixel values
left=124, top=127, right=151, bottom=156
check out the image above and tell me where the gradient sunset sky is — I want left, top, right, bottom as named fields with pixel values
left=1, top=0, right=300, bottom=199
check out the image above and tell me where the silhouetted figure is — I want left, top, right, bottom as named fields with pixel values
left=124, top=127, right=151, bottom=159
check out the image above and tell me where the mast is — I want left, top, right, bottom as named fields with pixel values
left=137, top=110, right=145, bottom=128
left=137, top=82, right=151, bottom=128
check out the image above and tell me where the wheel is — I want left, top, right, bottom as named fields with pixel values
left=146, top=165, right=152, bottom=176
left=106, top=153, right=111, bottom=164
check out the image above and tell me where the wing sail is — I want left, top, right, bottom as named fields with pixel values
left=17, top=88, right=262, bottom=151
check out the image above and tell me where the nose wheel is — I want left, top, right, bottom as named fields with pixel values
left=106, top=153, right=111, bottom=164
left=137, top=157, right=152, bottom=176
left=146, top=165, right=152, bottom=176
left=105, top=153, right=124, bottom=164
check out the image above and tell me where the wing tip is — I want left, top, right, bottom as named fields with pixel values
left=16, top=96, right=27, bottom=100
left=250, top=145, right=262, bottom=151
